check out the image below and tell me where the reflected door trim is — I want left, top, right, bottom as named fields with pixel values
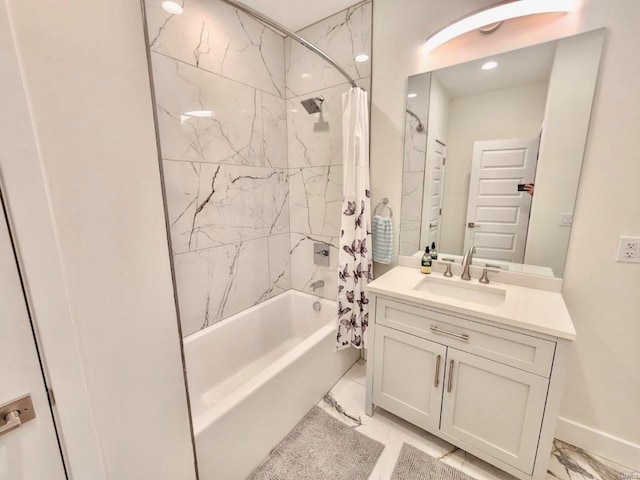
left=420, top=138, right=446, bottom=249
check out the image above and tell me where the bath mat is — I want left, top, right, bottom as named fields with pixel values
left=248, top=406, right=384, bottom=480
left=390, top=443, right=474, bottom=480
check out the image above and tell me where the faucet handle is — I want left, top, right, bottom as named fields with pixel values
left=443, top=263, right=453, bottom=277
left=479, top=268, right=499, bottom=284
left=436, top=260, right=453, bottom=277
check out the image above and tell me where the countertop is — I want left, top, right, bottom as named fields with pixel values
left=366, top=266, right=576, bottom=341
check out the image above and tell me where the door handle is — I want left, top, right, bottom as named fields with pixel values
left=0, top=394, right=35, bottom=438
left=0, top=411, right=21, bottom=436
left=434, top=355, right=441, bottom=388
left=447, top=360, right=454, bottom=393
left=467, top=222, right=480, bottom=228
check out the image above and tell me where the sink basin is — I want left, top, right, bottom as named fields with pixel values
left=412, top=276, right=506, bottom=307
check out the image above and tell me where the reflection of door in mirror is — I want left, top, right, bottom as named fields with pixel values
left=463, top=137, right=539, bottom=263
left=421, top=139, right=446, bottom=248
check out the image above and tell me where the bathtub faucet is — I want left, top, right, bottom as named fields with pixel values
left=310, top=280, right=325, bottom=291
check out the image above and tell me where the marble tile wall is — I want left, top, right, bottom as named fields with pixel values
left=146, top=0, right=290, bottom=337
left=146, top=0, right=372, bottom=335
left=399, top=81, right=431, bottom=256
left=285, top=1, right=372, bottom=299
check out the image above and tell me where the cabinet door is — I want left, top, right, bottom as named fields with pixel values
left=373, top=325, right=446, bottom=432
left=441, top=349, right=548, bottom=474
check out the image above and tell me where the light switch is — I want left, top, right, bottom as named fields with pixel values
left=559, top=213, right=573, bottom=226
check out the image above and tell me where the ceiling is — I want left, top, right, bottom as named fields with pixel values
left=239, top=0, right=360, bottom=31
left=433, top=41, right=557, bottom=98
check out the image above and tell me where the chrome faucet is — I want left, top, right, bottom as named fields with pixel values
left=310, top=280, right=325, bottom=291
left=461, top=245, right=476, bottom=281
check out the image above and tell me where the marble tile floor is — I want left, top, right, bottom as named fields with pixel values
left=316, top=359, right=638, bottom=480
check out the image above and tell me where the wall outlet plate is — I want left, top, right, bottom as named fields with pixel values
left=616, top=236, right=640, bottom=263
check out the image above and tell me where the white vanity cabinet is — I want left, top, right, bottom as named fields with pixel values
left=365, top=273, right=575, bottom=480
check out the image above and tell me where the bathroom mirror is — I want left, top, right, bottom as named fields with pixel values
left=399, top=29, right=604, bottom=278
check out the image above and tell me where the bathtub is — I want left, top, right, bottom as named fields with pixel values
left=183, top=290, right=360, bottom=480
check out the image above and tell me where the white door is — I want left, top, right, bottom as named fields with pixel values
left=440, top=349, right=548, bottom=474
left=421, top=139, right=446, bottom=248
left=372, top=325, right=446, bottom=433
left=464, top=138, right=539, bottom=263
left=0, top=193, right=67, bottom=480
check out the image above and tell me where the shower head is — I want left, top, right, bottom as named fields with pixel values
left=300, top=96, right=324, bottom=114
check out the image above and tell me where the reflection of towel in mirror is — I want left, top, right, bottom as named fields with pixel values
left=372, top=215, right=394, bottom=264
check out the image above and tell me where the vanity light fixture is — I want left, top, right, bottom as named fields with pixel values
left=355, top=54, right=370, bottom=63
left=407, top=93, right=418, bottom=98
left=424, top=0, right=574, bottom=54
left=162, top=1, right=184, bottom=15
left=482, top=61, right=498, bottom=70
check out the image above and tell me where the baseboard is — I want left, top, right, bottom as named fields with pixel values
left=555, top=416, right=640, bottom=471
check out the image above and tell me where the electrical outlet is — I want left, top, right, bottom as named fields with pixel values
left=616, top=236, right=640, bottom=263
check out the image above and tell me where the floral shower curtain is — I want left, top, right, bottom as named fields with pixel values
left=336, top=87, right=373, bottom=350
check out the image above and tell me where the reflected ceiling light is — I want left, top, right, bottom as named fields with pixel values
left=301, top=73, right=312, bottom=79
left=407, top=93, right=418, bottom=98
left=181, top=110, right=213, bottom=124
left=482, top=61, right=498, bottom=70
left=355, top=54, right=369, bottom=63
left=424, top=0, right=574, bottom=54
left=162, top=1, right=184, bottom=15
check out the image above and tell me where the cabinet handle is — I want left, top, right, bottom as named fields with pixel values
left=430, top=325, right=469, bottom=341
left=447, top=359, right=454, bottom=393
left=434, top=355, right=441, bottom=388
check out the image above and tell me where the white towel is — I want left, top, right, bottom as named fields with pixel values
left=372, top=215, right=394, bottom=264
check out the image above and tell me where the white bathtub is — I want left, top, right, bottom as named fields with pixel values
left=184, top=290, right=359, bottom=480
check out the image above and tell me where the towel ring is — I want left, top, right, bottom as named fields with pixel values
left=374, top=198, right=393, bottom=218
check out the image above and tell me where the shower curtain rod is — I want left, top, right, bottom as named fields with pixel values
left=217, top=0, right=359, bottom=88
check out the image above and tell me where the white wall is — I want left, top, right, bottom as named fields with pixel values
left=371, top=0, right=640, bottom=469
left=440, top=81, right=548, bottom=255
left=525, top=31, right=604, bottom=277
left=3, top=0, right=197, bottom=478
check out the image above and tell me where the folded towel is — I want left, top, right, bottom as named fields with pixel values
left=372, top=215, right=394, bottom=264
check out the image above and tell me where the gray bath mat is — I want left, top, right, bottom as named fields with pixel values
left=248, top=406, right=384, bottom=480
left=391, top=443, right=475, bottom=480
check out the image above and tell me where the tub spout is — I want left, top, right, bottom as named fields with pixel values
left=310, top=280, right=325, bottom=291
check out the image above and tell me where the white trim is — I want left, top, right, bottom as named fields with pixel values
left=555, top=416, right=640, bottom=471
left=0, top=2, right=107, bottom=477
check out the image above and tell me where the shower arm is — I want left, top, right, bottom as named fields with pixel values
left=217, top=0, right=359, bottom=89
left=406, top=109, right=425, bottom=131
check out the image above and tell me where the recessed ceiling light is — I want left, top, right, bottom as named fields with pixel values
left=355, top=54, right=369, bottom=63
left=162, top=1, right=183, bottom=15
left=481, top=61, right=498, bottom=70
left=407, top=93, right=418, bottom=98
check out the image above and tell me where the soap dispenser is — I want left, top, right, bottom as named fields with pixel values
left=430, top=242, right=438, bottom=261
left=421, top=246, right=432, bottom=274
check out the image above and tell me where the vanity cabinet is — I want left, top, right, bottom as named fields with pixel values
left=366, top=292, right=573, bottom=480
left=372, top=325, right=446, bottom=432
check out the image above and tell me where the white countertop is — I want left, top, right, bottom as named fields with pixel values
left=366, top=266, right=576, bottom=341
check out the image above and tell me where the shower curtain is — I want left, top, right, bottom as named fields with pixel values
left=336, top=87, right=373, bottom=350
